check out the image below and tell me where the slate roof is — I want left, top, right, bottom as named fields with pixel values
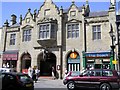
left=89, top=11, right=108, bottom=17
left=63, top=6, right=82, bottom=13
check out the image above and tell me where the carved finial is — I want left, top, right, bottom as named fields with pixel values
left=34, top=9, right=37, bottom=13
left=28, top=8, right=31, bottom=12
left=86, top=0, right=88, bottom=5
left=72, top=0, right=75, bottom=4
left=4, top=19, right=9, bottom=27
left=60, top=6, right=63, bottom=10
left=19, top=15, right=22, bottom=25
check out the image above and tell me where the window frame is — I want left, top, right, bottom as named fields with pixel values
left=38, top=23, right=56, bottom=40
left=92, top=25, right=101, bottom=40
left=22, top=29, right=31, bottom=42
left=10, top=33, right=16, bottom=45
left=67, top=23, right=79, bottom=38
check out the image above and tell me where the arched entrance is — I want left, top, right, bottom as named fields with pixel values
left=67, top=51, right=80, bottom=73
left=21, top=52, right=31, bottom=73
left=37, top=52, right=56, bottom=76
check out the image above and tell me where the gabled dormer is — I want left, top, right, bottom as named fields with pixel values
left=37, top=0, right=59, bottom=19
left=22, top=8, right=34, bottom=24
left=67, top=1, right=81, bottom=20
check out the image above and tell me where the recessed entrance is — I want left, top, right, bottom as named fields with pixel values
left=38, top=52, right=56, bottom=76
left=21, top=52, right=31, bottom=73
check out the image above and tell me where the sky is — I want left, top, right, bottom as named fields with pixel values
left=0, top=0, right=120, bottom=27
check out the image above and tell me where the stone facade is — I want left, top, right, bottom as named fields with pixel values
left=0, top=0, right=117, bottom=79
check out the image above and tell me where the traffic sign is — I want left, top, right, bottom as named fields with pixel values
left=112, top=60, right=118, bottom=64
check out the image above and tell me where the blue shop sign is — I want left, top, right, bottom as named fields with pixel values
left=85, top=52, right=111, bottom=58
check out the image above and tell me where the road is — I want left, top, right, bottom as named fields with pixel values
left=34, top=77, right=120, bottom=90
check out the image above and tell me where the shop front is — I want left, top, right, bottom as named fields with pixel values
left=2, top=50, right=18, bottom=69
left=82, top=51, right=114, bottom=70
left=67, top=51, right=80, bottom=74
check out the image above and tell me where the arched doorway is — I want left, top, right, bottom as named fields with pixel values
left=67, top=51, right=80, bottom=73
left=21, top=52, right=31, bottom=73
left=38, top=52, right=56, bottom=76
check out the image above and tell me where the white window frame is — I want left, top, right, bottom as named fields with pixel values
left=67, top=23, right=79, bottom=38
left=10, top=33, right=16, bottom=45
left=38, top=23, right=56, bottom=40
left=92, top=25, right=101, bottom=40
left=22, top=29, right=31, bottom=42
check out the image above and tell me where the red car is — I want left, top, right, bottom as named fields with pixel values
left=63, top=69, right=120, bottom=90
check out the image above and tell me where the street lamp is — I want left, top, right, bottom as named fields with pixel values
left=109, top=24, right=116, bottom=69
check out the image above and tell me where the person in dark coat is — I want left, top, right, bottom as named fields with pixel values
left=32, top=68, right=37, bottom=83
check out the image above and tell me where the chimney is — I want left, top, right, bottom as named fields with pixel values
left=11, top=14, right=17, bottom=25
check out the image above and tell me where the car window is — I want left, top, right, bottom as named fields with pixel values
left=4, top=74, right=14, bottom=80
left=82, top=70, right=90, bottom=76
left=70, top=71, right=80, bottom=76
left=19, top=75, right=30, bottom=82
left=102, top=70, right=113, bottom=76
left=0, top=74, right=5, bottom=78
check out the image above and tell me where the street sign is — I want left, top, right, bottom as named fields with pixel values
left=112, top=60, right=118, bottom=64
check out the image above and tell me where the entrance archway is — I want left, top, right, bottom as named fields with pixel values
left=21, top=52, right=31, bottom=73
left=37, top=52, right=56, bottom=76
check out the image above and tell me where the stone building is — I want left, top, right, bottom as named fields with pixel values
left=0, top=0, right=117, bottom=79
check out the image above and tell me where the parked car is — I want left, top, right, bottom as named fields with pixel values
left=1, top=72, right=34, bottom=90
left=63, top=69, right=120, bottom=90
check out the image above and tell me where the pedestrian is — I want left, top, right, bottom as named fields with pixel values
left=32, top=67, right=37, bottom=83
left=52, top=66, right=55, bottom=80
left=35, top=67, right=40, bottom=81
left=28, top=66, right=32, bottom=78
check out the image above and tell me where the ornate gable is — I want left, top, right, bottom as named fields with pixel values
left=21, top=25, right=33, bottom=29
left=37, top=17, right=57, bottom=24
left=66, top=19, right=82, bottom=23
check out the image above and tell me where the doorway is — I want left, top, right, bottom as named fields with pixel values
left=38, top=52, right=56, bottom=76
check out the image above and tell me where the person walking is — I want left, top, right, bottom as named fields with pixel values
left=52, top=66, right=55, bottom=80
left=32, top=67, right=37, bottom=83
left=28, top=66, right=32, bottom=78
left=35, top=67, right=40, bottom=81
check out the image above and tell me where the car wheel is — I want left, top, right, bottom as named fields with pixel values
left=67, top=81, right=76, bottom=90
left=100, top=83, right=111, bottom=90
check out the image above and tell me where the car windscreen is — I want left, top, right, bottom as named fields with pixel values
left=18, top=75, right=31, bottom=82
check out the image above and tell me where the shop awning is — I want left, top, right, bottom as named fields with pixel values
left=2, top=50, right=18, bottom=60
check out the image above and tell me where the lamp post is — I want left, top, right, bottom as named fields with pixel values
left=109, top=24, right=115, bottom=69
left=118, top=25, right=120, bottom=71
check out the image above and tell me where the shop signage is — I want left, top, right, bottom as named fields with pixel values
left=85, top=52, right=111, bottom=58
left=3, top=54, right=18, bottom=60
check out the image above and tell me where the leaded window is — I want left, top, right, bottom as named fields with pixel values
left=10, top=34, right=16, bottom=45
left=92, top=25, right=101, bottom=40
left=39, top=24, right=49, bottom=39
left=67, top=23, right=79, bottom=38
left=23, top=29, right=31, bottom=42
left=38, top=23, right=56, bottom=39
